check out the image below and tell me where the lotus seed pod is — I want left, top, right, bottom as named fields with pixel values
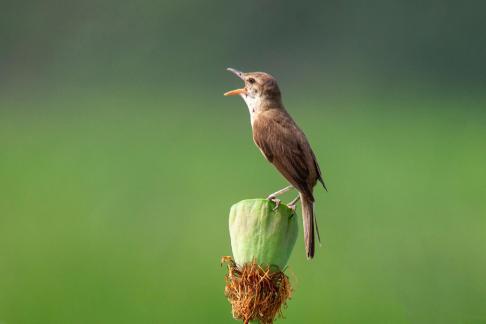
left=229, top=199, right=298, bottom=270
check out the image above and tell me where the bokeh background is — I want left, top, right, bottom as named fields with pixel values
left=1, top=1, right=486, bottom=323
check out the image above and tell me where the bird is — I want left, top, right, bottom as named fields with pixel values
left=224, top=67, right=327, bottom=259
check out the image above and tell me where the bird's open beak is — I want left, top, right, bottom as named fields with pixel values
left=224, top=67, right=247, bottom=96
left=224, top=88, right=246, bottom=96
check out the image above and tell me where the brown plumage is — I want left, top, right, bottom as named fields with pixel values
left=225, top=68, right=326, bottom=259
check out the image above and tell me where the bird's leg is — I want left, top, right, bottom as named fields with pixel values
left=267, top=185, right=294, bottom=210
left=287, top=195, right=301, bottom=214
left=268, top=185, right=294, bottom=198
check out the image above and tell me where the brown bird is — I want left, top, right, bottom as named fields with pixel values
left=224, top=68, right=327, bottom=259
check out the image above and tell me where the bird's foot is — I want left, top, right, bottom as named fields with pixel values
left=286, top=195, right=300, bottom=215
left=287, top=203, right=297, bottom=215
left=267, top=195, right=281, bottom=211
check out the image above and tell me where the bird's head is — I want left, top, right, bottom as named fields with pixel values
left=224, top=68, right=281, bottom=108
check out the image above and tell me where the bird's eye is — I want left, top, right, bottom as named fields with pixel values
left=248, top=78, right=255, bottom=84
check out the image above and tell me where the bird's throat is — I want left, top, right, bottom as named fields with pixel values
left=242, top=95, right=262, bottom=126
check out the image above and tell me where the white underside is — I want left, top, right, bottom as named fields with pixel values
left=241, top=94, right=262, bottom=127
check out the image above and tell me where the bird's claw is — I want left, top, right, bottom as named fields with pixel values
left=267, top=196, right=281, bottom=211
left=287, top=203, right=297, bottom=215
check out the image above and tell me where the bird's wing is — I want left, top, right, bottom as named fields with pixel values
left=311, top=149, right=327, bottom=191
left=252, top=111, right=315, bottom=199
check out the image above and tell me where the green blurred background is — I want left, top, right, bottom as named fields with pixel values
left=1, top=1, right=486, bottom=323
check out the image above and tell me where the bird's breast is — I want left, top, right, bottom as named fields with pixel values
left=242, top=95, right=263, bottom=127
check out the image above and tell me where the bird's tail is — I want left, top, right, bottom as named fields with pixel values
left=301, top=193, right=315, bottom=259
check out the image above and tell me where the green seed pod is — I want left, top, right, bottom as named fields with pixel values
left=229, top=198, right=298, bottom=270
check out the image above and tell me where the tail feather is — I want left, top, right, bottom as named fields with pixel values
left=301, top=193, right=315, bottom=259
left=314, top=212, right=322, bottom=245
